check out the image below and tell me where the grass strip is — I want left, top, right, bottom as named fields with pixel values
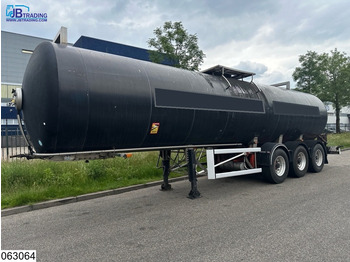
left=327, top=132, right=350, bottom=148
left=1, top=152, right=184, bottom=209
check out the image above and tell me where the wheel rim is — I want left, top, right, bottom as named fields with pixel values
left=297, top=151, right=307, bottom=171
left=315, top=149, right=323, bottom=167
left=274, top=156, right=286, bottom=177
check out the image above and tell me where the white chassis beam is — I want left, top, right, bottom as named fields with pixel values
left=207, top=147, right=262, bottom=179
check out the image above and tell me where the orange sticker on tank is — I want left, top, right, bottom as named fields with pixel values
left=150, top=123, right=160, bottom=134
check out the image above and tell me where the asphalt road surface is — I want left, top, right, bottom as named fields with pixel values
left=2, top=151, right=350, bottom=262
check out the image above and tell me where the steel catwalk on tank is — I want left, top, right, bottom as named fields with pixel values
left=20, top=42, right=327, bottom=154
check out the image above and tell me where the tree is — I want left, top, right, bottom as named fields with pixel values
left=293, top=49, right=350, bottom=133
left=147, top=21, right=205, bottom=71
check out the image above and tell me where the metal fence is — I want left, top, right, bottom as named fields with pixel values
left=1, top=126, right=29, bottom=161
left=325, top=123, right=350, bottom=133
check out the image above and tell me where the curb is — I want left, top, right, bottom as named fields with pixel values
left=1, top=175, right=190, bottom=217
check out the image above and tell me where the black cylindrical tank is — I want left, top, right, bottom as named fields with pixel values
left=21, top=42, right=327, bottom=153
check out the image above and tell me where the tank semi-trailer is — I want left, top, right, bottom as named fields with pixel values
left=12, top=42, right=328, bottom=198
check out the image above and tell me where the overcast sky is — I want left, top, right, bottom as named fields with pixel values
left=2, top=0, right=350, bottom=87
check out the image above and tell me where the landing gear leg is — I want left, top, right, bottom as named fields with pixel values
left=187, top=148, right=201, bottom=199
left=160, top=150, right=172, bottom=191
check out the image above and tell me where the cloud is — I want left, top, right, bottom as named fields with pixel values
left=255, top=70, right=287, bottom=87
left=234, top=61, right=268, bottom=76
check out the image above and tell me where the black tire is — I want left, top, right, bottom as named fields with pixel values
left=289, top=146, right=309, bottom=178
left=309, top=143, right=325, bottom=173
left=262, top=148, right=289, bottom=184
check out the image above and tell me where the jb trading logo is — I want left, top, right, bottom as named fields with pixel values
left=6, top=5, right=48, bottom=22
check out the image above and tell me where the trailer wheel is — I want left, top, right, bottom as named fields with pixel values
left=262, top=148, right=289, bottom=184
left=290, top=146, right=309, bottom=178
left=309, top=143, right=325, bottom=173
